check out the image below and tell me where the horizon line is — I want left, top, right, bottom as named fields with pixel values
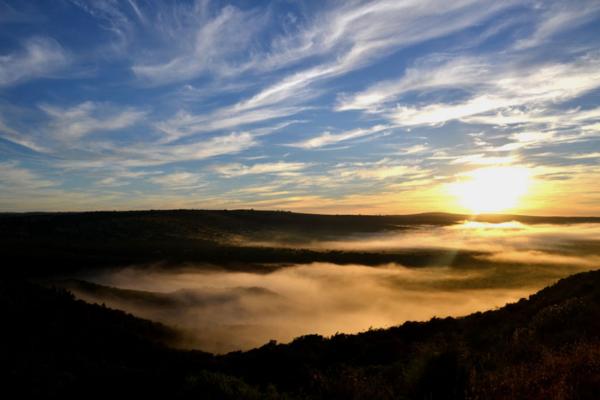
left=2, top=208, right=600, bottom=220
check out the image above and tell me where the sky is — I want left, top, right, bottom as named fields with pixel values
left=1, top=0, right=600, bottom=215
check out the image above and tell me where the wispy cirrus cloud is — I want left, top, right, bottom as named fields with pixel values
left=2, top=0, right=600, bottom=215
left=398, top=144, right=430, bottom=155
left=339, top=53, right=600, bottom=128
left=40, top=101, right=146, bottom=141
left=155, top=106, right=304, bottom=143
left=209, top=0, right=515, bottom=128
left=105, top=131, right=258, bottom=167
left=336, top=56, right=488, bottom=112
left=0, top=115, right=47, bottom=152
left=62, top=0, right=521, bottom=163
left=566, top=152, right=600, bottom=160
left=464, top=105, right=600, bottom=130
left=92, top=0, right=519, bottom=147
left=448, top=153, right=518, bottom=166
left=288, top=124, right=390, bottom=149
left=469, top=107, right=600, bottom=152
left=330, top=158, right=429, bottom=181
left=514, top=0, right=600, bottom=49
left=126, top=0, right=515, bottom=86
left=48, top=130, right=258, bottom=172
left=148, top=171, right=205, bottom=190
left=132, top=5, right=265, bottom=84
left=0, top=161, right=57, bottom=190
left=214, top=161, right=308, bottom=178
left=68, top=0, right=143, bottom=54
left=0, top=37, right=69, bottom=86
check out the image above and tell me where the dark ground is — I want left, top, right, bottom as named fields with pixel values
left=1, top=209, right=599, bottom=398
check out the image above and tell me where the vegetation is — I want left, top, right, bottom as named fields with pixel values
left=3, top=210, right=599, bottom=278
left=2, top=269, right=599, bottom=399
left=2, top=210, right=598, bottom=397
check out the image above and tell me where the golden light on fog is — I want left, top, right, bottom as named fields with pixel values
left=449, top=166, right=531, bottom=214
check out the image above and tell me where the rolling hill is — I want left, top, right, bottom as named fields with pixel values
left=2, top=209, right=599, bottom=278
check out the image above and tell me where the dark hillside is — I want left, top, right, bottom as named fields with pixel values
left=2, top=269, right=599, bottom=399
left=0, top=279, right=279, bottom=399
left=3, top=210, right=599, bottom=241
left=3, top=210, right=599, bottom=278
left=0, top=210, right=491, bottom=277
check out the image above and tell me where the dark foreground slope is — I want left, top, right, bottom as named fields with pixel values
left=2, top=269, right=599, bottom=399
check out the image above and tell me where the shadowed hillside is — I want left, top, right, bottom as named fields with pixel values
left=3, top=210, right=600, bottom=241
left=2, top=210, right=600, bottom=278
left=2, top=269, right=599, bottom=399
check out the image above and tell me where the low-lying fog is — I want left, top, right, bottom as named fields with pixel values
left=69, top=221, right=600, bottom=353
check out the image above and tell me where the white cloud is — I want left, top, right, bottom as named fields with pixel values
left=227, top=0, right=513, bottom=120
left=340, top=52, right=600, bottom=130
left=50, top=129, right=259, bottom=171
left=0, top=161, right=57, bottom=190
left=515, top=1, right=600, bottom=49
left=214, top=161, right=308, bottom=177
left=566, top=152, right=600, bottom=160
left=137, top=0, right=517, bottom=147
left=391, top=95, right=512, bottom=127
left=337, top=56, right=488, bottom=112
left=148, top=172, right=205, bottom=190
left=128, top=0, right=513, bottom=87
left=0, top=116, right=47, bottom=152
left=336, top=1, right=600, bottom=115
left=69, top=0, right=140, bottom=54
left=132, top=5, right=263, bottom=84
left=449, top=153, right=517, bottom=165
left=0, top=37, right=69, bottom=86
left=335, top=160, right=426, bottom=181
left=288, top=124, right=390, bottom=149
left=400, top=144, right=430, bottom=155
left=95, top=169, right=160, bottom=187
left=464, top=105, right=600, bottom=129
left=40, top=101, right=146, bottom=141
left=115, top=131, right=258, bottom=167
left=470, top=107, right=600, bottom=152
left=155, top=106, right=303, bottom=143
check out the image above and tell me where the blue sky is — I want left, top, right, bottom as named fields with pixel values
left=1, top=0, right=600, bottom=214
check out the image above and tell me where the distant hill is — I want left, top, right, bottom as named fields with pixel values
left=2, top=209, right=599, bottom=278
left=2, top=209, right=599, bottom=242
left=1, top=269, right=599, bottom=399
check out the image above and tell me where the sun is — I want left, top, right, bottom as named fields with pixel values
left=449, top=166, right=531, bottom=214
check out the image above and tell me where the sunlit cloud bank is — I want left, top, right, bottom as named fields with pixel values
left=247, top=221, right=600, bottom=264
left=69, top=221, right=600, bottom=353
left=74, top=263, right=573, bottom=354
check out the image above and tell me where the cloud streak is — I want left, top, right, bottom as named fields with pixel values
left=339, top=53, right=600, bottom=129
left=40, top=101, right=145, bottom=141
left=214, top=161, right=308, bottom=177
left=289, top=124, right=391, bottom=149
left=132, top=5, right=265, bottom=84
left=0, top=37, right=69, bottom=86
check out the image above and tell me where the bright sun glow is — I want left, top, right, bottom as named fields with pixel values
left=449, top=166, right=531, bottom=214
